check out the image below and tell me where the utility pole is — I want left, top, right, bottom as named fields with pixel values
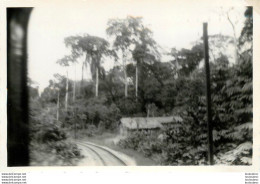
left=203, top=23, right=214, bottom=165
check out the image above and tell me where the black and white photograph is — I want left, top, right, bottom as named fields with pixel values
left=6, top=2, right=253, bottom=167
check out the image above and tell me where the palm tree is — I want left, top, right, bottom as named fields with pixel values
left=64, top=35, right=117, bottom=97
left=77, top=35, right=116, bottom=97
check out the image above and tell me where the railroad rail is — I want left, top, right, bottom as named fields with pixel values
left=75, top=140, right=127, bottom=166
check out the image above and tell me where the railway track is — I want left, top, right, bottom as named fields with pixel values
left=75, top=140, right=127, bottom=166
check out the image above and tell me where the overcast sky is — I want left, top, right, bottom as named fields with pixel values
left=28, top=2, right=246, bottom=92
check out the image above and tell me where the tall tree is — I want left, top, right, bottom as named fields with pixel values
left=106, top=16, right=143, bottom=97
left=238, top=7, right=252, bottom=54
left=76, top=35, right=116, bottom=97
left=208, top=34, right=235, bottom=63
left=132, top=27, right=160, bottom=99
left=169, top=44, right=204, bottom=76
left=57, top=55, right=73, bottom=111
left=64, top=36, right=85, bottom=94
left=218, top=7, right=245, bottom=63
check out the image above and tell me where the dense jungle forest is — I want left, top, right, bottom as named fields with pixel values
left=28, top=7, right=252, bottom=166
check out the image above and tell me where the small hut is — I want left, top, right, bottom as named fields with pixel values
left=160, top=116, right=183, bottom=129
left=119, top=116, right=182, bottom=136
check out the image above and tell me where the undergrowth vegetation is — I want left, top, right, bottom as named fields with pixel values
left=29, top=100, right=84, bottom=166
left=118, top=51, right=252, bottom=165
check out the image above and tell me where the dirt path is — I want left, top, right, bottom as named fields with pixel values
left=74, top=140, right=136, bottom=166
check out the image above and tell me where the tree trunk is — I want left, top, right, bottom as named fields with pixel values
left=95, top=67, right=99, bottom=97
left=73, top=63, right=76, bottom=102
left=73, top=110, right=77, bottom=139
left=56, top=90, right=60, bottom=121
left=135, top=64, right=138, bottom=99
left=81, top=61, right=84, bottom=94
left=123, top=54, right=128, bottom=97
left=65, top=70, right=68, bottom=111
left=124, top=69, right=128, bottom=97
left=227, top=12, right=238, bottom=63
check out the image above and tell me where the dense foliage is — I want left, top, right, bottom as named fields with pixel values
left=118, top=8, right=252, bottom=165
left=29, top=98, right=84, bottom=166
left=29, top=7, right=252, bottom=165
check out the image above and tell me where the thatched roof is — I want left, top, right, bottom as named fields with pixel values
left=120, top=116, right=182, bottom=130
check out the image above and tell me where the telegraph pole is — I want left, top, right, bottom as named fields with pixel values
left=203, top=23, right=214, bottom=165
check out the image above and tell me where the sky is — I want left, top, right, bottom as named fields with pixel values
left=27, top=2, right=246, bottom=93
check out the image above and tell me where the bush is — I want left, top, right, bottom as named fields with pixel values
left=118, top=132, right=144, bottom=150
left=39, top=125, right=67, bottom=143
left=49, top=141, right=83, bottom=161
left=118, top=131, right=162, bottom=159
left=30, top=140, right=84, bottom=166
left=85, top=124, right=99, bottom=137
left=29, top=102, right=84, bottom=166
left=29, top=104, right=67, bottom=143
